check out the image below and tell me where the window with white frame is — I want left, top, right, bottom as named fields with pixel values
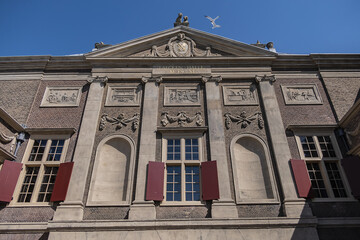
left=162, top=134, right=203, bottom=202
left=296, top=133, right=349, bottom=198
left=14, top=137, right=69, bottom=204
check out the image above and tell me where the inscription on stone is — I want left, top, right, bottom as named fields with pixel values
left=281, top=84, right=322, bottom=105
left=41, top=87, right=82, bottom=107
left=222, top=85, right=258, bottom=105
left=164, top=86, right=200, bottom=106
left=153, top=65, right=210, bottom=75
left=105, top=86, right=141, bottom=106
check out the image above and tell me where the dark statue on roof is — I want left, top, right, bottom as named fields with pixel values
left=174, top=13, right=189, bottom=27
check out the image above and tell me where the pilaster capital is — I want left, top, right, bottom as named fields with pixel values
left=201, top=75, right=222, bottom=84
left=87, top=76, right=108, bottom=85
left=255, top=74, right=276, bottom=84
left=141, top=76, right=163, bottom=85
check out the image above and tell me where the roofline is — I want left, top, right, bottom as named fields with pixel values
left=0, top=108, right=25, bottom=132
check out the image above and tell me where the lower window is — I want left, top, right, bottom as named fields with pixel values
left=164, top=137, right=202, bottom=202
left=296, top=134, right=349, bottom=198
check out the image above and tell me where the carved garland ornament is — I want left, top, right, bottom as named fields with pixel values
left=224, top=111, right=264, bottom=130
left=99, top=113, right=140, bottom=132
left=146, top=33, right=219, bottom=58
left=161, top=111, right=203, bottom=127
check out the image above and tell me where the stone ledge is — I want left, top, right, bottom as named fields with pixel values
left=47, top=217, right=318, bottom=231
left=0, top=222, right=48, bottom=233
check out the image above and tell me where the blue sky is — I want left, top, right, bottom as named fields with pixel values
left=1, top=0, right=359, bottom=56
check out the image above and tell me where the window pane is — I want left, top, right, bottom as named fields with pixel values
left=166, top=166, right=181, bottom=201
left=318, top=136, right=337, bottom=158
left=37, top=167, right=59, bottom=202
left=306, top=163, right=328, bottom=198
left=185, top=138, right=199, bottom=161
left=325, top=162, right=347, bottom=198
left=300, top=136, right=318, bottom=158
left=28, top=140, right=47, bottom=161
left=185, top=166, right=200, bottom=201
left=47, top=140, right=65, bottom=161
left=167, top=139, right=181, bottom=161
left=18, top=167, right=40, bottom=202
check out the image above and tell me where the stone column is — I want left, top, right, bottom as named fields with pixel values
left=202, top=76, right=238, bottom=218
left=255, top=75, right=312, bottom=217
left=128, top=76, right=162, bottom=220
left=53, top=76, right=108, bottom=221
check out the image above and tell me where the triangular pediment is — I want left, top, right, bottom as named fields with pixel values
left=86, top=26, right=276, bottom=58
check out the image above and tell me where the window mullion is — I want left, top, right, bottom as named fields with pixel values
left=42, top=140, right=51, bottom=163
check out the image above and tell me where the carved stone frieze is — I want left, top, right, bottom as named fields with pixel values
left=145, top=33, right=220, bottom=58
left=224, top=111, right=264, bottom=130
left=99, top=113, right=140, bottom=131
left=222, top=85, right=258, bottom=106
left=164, top=86, right=200, bottom=106
left=281, top=84, right=322, bottom=105
left=161, top=111, right=203, bottom=127
left=40, top=87, right=82, bottom=107
left=105, top=85, right=142, bottom=106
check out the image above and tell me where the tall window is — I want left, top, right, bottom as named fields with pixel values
left=15, top=138, right=68, bottom=204
left=163, top=136, right=202, bottom=202
left=296, top=134, right=349, bottom=198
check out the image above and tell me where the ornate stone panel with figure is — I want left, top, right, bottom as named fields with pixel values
left=105, top=85, right=142, bottom=106
left=40, top=87, right=82, bottom=107
left=164, top=86, right=200, bottom=106
left=222, top=84, right=259, bottom=105
left=281, top=84, right=323, bottom=105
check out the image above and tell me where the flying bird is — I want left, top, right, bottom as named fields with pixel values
left=205, top=15, right=221, bottom=29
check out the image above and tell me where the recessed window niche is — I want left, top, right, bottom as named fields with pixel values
left=88, top=135, right=135, bottom=206
left=230, top=134, right=278, bottom=203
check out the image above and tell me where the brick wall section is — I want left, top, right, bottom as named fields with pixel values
left=322, top=77, right=360, bottom=120
left=0, top=206, right=54, bottom=222
left=274, top=78, right=337, bottom=158
left=0, top=80, right=40, bottom=124
left=237, top=204, right=281, bottom=217
left=84, top=207, right=129, bottom=220
left=0, top=233, right=48, bottom=240
left=156, top=206, right=209, bottom=219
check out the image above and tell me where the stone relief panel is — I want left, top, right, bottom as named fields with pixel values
left=164, top=86, right=200, bottom=106
left=281, top=84, right=322, bottom=105
left=99, top=113, right=139, bottom=132
left=161, top=111, right=203, bottom=127
left=224, top=111, right=263, bottom=130
left=222, top=85, right=258, bottom=106
left=105, top=85, right=142, bottom=106
left=40, top=87, right=82, bottom=107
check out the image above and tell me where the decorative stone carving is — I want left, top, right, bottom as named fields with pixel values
left=224, top=111, right=264, bottom=130
left=164, top=86, right=200, bottom=106
left=201, top=75, right=222, bottom=83
left=87, top=76, right=108, bottom=84
left=222, top=85, right=258, bottom=106
left=281, top=84, right=322, bottom=105
left=0, top=132, right=17, bottom=153
left=40, top=87, right=82, bottom=107
left=105, top=86, right=142, bottom=106
left=146, top=33, right=220, bottom=58
left=161, top=111, right=203, bottom=127
left=99, top=113, right=140, bottom=131
left=255, top=75, right=276, bottom=84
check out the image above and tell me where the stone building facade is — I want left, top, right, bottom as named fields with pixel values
left=0, top=25, right=359, bottom=240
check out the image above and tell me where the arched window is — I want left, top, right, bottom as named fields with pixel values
left=230, top=134, right=278, bottom=203
left=88, top=135, right=135, bottom=205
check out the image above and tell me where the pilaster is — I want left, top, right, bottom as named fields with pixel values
left=53, top=76, right=108, bottom=221
left=128, top=76, right=162, bottom=220
left=202, top=75, right=238, bottom=218
left=255, top=75, right=313, bottom=218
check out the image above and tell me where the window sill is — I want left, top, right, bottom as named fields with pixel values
left=8, top=202, right=54, bottom=207
left=310, top=197, right=357, bottom=203
left=160, top=202, right=205, bottom=207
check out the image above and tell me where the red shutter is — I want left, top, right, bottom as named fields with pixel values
left=341, top=155, right=360, bottom=199
left=50, top=162, right=74, bottom=202
left=0, top=160, right=22, bottom=202
left=145, top=161, right=164, bottom=201
left=290, top=159, right=312, bottom=198
left=201, top=161, right=220, bottom=200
